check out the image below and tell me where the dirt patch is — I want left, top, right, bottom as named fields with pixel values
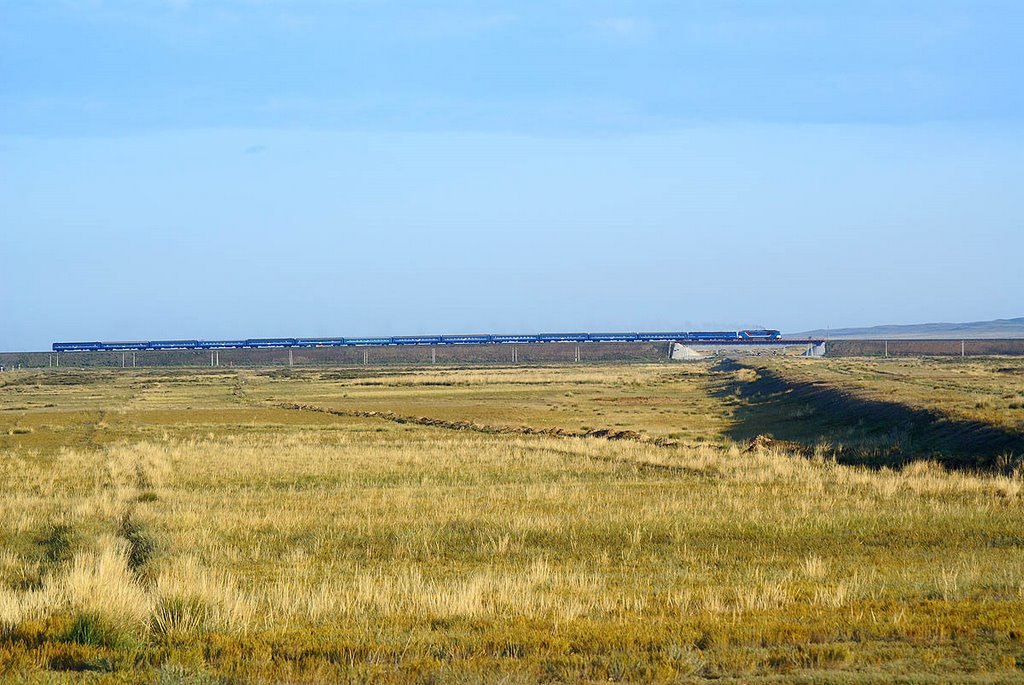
left=270, top=401, right=662, bottom=444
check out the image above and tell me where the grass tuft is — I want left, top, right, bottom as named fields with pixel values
left=150, top=597, right=209, bottom=640
left=61, top=612, right=136, bottom=651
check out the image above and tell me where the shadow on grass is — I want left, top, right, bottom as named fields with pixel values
left=712, top=360, right=1023, bottom=471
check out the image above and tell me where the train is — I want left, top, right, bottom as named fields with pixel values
left=52, top=330, right=783, bottom=352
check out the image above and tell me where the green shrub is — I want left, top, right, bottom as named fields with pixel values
left=62, top=612, right=138, bottom=651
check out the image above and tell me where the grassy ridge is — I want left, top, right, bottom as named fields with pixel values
left=711, top=360, right=1023, bottom=470
left=750, top=357, right=1024, bottom=431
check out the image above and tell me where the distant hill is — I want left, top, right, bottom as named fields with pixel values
left=793, top=317, right=1024, bottom=340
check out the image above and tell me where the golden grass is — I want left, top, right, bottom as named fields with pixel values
left=0, top=363, right=1022, bottom=681
left=758, top=356, right=1024, bottom=431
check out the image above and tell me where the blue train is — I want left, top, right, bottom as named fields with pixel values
left=52, top=330, right=782, bottom=352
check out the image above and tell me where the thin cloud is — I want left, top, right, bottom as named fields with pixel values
left=410, top=13, right=518, bottom=38
left=596, top=17, right=653, bottom=40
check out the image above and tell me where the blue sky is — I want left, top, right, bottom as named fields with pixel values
left=2, top=1, right=1022, bottom=349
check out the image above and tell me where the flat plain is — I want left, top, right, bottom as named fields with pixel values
left=1, top=357, right=1022, bottom=683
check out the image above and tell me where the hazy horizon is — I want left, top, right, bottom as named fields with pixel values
left=3, top=1, right=1022, bottom=352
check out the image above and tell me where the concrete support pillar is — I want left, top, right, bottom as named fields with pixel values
left=671, top=344, right=704, bottom=360
left=803, top=342, right=826, bottom=357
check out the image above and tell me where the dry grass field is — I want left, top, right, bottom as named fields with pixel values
left=0, top=359, right=1022, bottom=683
left=728, top=358, right=1024, bottom=469
left=751, top=357, right=1024, bottom=433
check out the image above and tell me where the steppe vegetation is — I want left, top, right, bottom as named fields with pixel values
left=0, top=359, right=1022, bottom=682
left=730, top=358, right=1024, bottom=469
left=753, top=357, right=1024, bottom=432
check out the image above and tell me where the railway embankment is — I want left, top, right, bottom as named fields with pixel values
left=5, top=338, right=1024, bottom=370
left=826, top=338, right=1024, bottom=356
left=0, top=342, right=672, bottom=369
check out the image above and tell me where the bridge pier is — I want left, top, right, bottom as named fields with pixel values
left=670, top=344, right=705, bottom=360
left=803, top=342, right=826, bottom=357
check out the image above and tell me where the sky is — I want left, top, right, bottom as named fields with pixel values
left=1, top=1, right=1022, bottom=350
